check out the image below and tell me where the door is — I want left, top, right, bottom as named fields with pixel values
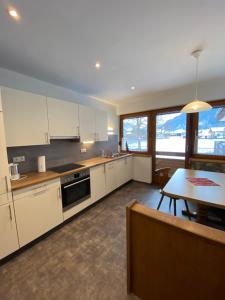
left=153, top=110, right=187, bottom=182
left=1, top=87, right=49, bottom=146
left=79, top=105, right=95, bottom=142
left=0, top=111, right=11, bottom=194
left=95, top=110, right=108, bottom=141
left=14, top=181, right=63, bottom=247
left=0, top=201, right=19, bottom=259
left=47, top=97, right=79, bottom=137
left=90, top=165, right=106, bottom=203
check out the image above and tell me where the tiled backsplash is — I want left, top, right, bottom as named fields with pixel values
left=7, top=135, right=118, bottom=173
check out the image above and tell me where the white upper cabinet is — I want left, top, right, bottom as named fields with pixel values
left=79, top=105, right=95, bottom=142
left=1, top=87, right=49, bottom=147
left=47, top=97, right=79, bottom=138
left=95, top=110, right=108, bottom=142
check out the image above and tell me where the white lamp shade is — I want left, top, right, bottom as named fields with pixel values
left=181, top=100, right=212, bottom=113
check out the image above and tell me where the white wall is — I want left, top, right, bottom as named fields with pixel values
left=118, top=76, right=225, bottom=115
left=0, top=67, right=119, bottom=134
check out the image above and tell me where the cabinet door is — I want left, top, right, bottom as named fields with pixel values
left=116, top=159, right=126, bottom=187
left=90, top=165, right=106, bottom=203
left=79, top=105, right=95, bottom=142
left=105, top=162, right=117, bottom=194
left=95, top=110, right=108, bottom=141
left=14, top=182, right=63, bottom=247
left=0, top=112, right=11, bottom=194
left=125, top=156, right=133, bottom=182
left=0, top=201, right=19, bottom=259
left=2, top=87, right=49, bottom=147
left=47, top=97, right=79, bottom=137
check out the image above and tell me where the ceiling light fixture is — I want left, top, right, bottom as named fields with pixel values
left=7, top=7, right=20, bottom=20
left=95, top=62, right=101, bottom=70
left=131, top=86, right=135, bottom=91
left=181, top=49, right=212, bottom=113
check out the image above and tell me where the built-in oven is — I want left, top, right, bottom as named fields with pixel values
left=61, top=169, right=90, bottom=211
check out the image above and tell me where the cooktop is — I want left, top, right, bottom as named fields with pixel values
left=50, top=163, right=84, bottom=174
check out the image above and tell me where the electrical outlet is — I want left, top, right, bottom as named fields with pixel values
left=13, top=156, right=26, bottom=163
left=80, top=148, right=87, bottom=153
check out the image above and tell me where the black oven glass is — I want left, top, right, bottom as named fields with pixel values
left=61, top=176, right=90, bottom=210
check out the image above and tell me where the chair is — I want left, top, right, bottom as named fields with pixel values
left=155, top=167, right=191, bottom=220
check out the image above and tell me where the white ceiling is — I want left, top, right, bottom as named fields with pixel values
left=0, top=0, right=225, bottom=104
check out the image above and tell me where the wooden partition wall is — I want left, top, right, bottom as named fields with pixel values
left=127, top=202, right=225, bottom=300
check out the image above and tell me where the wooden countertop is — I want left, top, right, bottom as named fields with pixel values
left=11, top=154, right=133, bottom=191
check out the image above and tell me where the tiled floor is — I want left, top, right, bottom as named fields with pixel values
left=0, top=181, right=194, bottom=300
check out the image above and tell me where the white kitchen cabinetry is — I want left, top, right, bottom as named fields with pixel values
left=0, top=200, right=19, bottom=259
left=115, top=156, right=133, bottom=187
left=95, top=110, right=108, bottom=141
left=105, top=161, right=118, bottom=194
left=47, top=97, right=79, bottom=138
left=125, top=156, right=133, bottom=182
left=90, top=164, right=106, bottom=203
left=133, top=156, right=152, bottom=183
left=1, top=87, right=49, bottom=147
left=79, top=105, right=95, bottom=142
left=0, top=110, right=11, bottom=195
left=13, top=179, right=63, bottom=247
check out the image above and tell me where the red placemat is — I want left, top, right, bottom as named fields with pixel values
left=187, top=177, right=220, bottom=186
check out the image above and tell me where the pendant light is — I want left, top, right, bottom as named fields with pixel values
left=181, top=49, right=212, bottom=113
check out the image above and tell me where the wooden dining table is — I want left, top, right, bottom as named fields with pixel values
left=162, top=168, right=225, bottom=223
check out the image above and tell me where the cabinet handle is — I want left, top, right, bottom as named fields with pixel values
left=77, top=126, right=80, bottom=136
left=5, top=176, right=9, bottom=192
left=45, top=132, right=49, bottom=144
left=33, top=189, right=48, bottom=197
left=58, top=187, right=62, bottom=199
left=8, top=205, right=12, bottom=221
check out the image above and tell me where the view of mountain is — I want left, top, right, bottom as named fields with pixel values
left=160, top=108, right=225, bottom=131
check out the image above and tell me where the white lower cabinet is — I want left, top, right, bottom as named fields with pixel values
left=125, top=156, right=133, bottom=182
left=105, top=157, right=133, bottom=195
left=13, top=179, right=63, bottom=247
left=105, top=161, right=118, bottom=194
left=0, top=199, right=19, bottom=259
left=90, top=164, right=106, bottom=203
left=115, top=156, right=133, bottom=187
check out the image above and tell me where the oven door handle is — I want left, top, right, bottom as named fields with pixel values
left=63, top=177, right=90, bottom=189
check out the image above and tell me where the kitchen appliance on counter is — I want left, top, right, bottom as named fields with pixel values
left=9, top=163, right=20, bottom=180
left=60, top=168, right=90, bottom=211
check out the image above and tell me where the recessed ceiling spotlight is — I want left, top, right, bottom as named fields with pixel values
left=131, top=86, right=136, bottom=90
left=95, top=62, right=101, bottom=69
left=7, top=7, right=20, bottom=20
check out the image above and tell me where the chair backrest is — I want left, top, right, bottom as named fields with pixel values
left=127, top=202, right=225, bottom=300
left=154, top=167, right=170, bottom=189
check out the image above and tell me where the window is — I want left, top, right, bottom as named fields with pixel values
left=122, top=115, right=149, bottom=152
left=196, top=106, right=225, bottom=156
left=156, top=112, right=186, bottom=157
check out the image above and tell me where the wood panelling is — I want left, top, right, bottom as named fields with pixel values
left=127, top=202, right=225, bottom=300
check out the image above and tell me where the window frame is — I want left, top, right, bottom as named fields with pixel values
left=119, top=99, right=225, bottom=161
left=155, top=110, right=187, bottom=158
left=191, top=100, right=225, bottom=160
left=120, top=112, right=151, bottom=155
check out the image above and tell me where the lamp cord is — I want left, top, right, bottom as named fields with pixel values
left=195, top=55, right=199, bottom=100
